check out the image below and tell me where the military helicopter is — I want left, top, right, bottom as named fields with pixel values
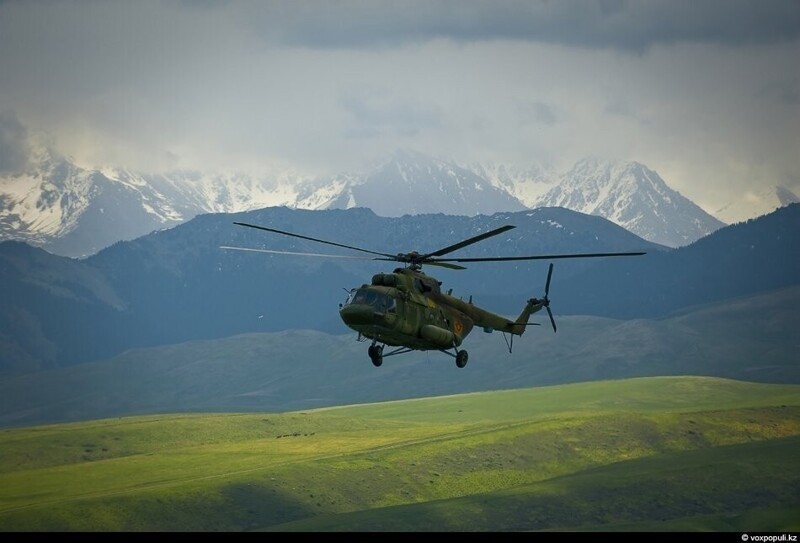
left=222, top=222, right=645, bottom=368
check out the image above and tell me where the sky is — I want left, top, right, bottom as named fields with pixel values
left=1, top=0, right=799, bottom=221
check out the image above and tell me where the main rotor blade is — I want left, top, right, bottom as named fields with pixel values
left=423, top=260, right=468, bottom=270
left=433, top=251, right=646, bottom=263
left=422, top=224, right=516, bottom=259
left=220, top=246, right=380, bottom=260
left=232, top=222, right=396, bottom=259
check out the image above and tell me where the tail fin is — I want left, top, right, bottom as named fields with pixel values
left=511, top=263, right=556, bottom=335
left=510, top=298, right=545, bottom=335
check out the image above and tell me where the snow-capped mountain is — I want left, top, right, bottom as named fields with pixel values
left=2, top=144, right=735, bottom=257
left=714, top=185, right=800, bottom=225
left=294, top=173, right=360, bottom=211
left=318, top=149, right=528, bottom=216
left=0, top=146, right=309, bottom=257
left=0, top=145, right=98, bottom=243
left=0, top=146, right=192, bottom=257
left=533, top=158, right=726, bottom=248
left=468, top=161, right=558, bottom=207
left=1, top=147, right=530, bottom=257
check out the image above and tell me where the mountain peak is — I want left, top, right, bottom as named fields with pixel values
left=323, top=150, right=527, bottom=217
left=536, top=159, right=724, bottom=247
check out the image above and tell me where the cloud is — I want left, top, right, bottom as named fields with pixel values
left=519, top=101, right=558, bottom=127
left=340, top=88, right=443, bottom=139
left=0, top=1, right=798, bottom=221
left=756, top=81, right=800, bottom=106
left=0, top=111, right=29, bottom=174
left=240, top=0, right=800, bottom=51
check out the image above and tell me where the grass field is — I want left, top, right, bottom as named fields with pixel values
left=0, top=376, right=798, bottom=531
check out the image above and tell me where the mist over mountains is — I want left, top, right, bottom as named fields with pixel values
left=4, top=146, right=784, bottom=258
left=714, top=184, right=800, bottom=225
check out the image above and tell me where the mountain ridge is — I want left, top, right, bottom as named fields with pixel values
left=534, top=157, right=725, bottom=247
left=2, top=147, right=747, bottom=257
left=1, top=203, right=798, bottom=376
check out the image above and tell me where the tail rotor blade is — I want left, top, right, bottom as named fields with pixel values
left=546, top=306, right=557, bottom=333
left=545, top=263, right=553, bottom=297
left=544, top=263, right=555, bottom=332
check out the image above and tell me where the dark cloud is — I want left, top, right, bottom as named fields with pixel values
left=756, top=81, right=800, bottom=106
left=605, top=99, right=635, bottom=118
left=340, top=89, right=442, bottom=139
left=0, top=112, right=29, bottom=174
left=247, top=0, right=800, bottom=51
left=520, top=101, right=558, bottom=126
left=0, top=1, right=797, bottom=221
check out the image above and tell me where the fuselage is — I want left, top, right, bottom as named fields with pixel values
left=339, top=268, right=542, bottom=350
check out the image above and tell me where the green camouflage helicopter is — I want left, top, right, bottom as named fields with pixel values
left=223, top=222, right=644, bottom=368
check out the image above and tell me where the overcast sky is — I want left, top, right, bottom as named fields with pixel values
left=1, top=0, right=799, bottom=221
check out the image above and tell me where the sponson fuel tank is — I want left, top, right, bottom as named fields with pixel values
left=420, top=324, right=457, bottom=347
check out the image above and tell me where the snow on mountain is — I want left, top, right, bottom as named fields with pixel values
left=533, top=158, right=726, bottom=247
left=0, top=146, right=310, bottom=257
left=294, top=173, right=360, bottom=211
left=468, top=161, right=558, bottom=207
left=714, top=185, right=800, bottom=225
left=0, top=146, right=95, bottom=241
left=1, top=143, right=741, bottom=257
left=317, top=149, right=528, bottom=217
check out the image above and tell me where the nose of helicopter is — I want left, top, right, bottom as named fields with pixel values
left=339, top=304, right=384, bottom=326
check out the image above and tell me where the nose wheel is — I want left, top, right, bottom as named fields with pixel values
left=368, top=344, right=383, bottom=367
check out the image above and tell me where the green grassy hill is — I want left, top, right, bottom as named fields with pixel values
left=1, top=376, right=798, bottom=531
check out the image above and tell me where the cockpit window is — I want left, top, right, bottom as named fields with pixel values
left=346, top=288, right=396, bottom=312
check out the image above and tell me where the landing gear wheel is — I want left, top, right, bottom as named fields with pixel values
left=368, top=344, right=383, bottom=367
left=455, top=350, right=469, bottom=368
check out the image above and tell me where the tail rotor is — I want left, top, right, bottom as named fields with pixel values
left=543, top=263, right=556, bottom=333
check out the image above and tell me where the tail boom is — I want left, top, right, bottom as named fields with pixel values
left=508, top=298, right=546, bottom=335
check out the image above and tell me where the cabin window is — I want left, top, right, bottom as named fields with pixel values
left=347, top=288, right=396, bottom=313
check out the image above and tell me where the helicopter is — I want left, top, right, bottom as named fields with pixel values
left=222, top=222, right=645, bottom=368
